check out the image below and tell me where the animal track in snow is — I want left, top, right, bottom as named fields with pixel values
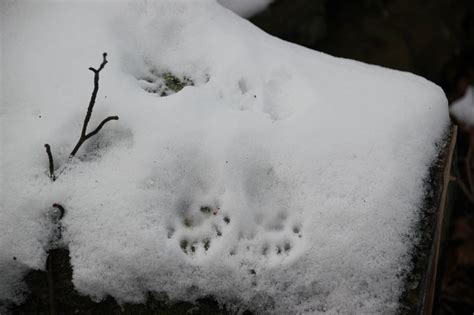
left=134, top=61, right=209, bottom=97
left=256, top=219, right=303, bottom=259
left=168, top=202, right=231, bottom=256
left=160, top=151, right=303, bottom=262
left=235, top=73, right=296, bottom=121
left=136, top=68, right=193, bottom=97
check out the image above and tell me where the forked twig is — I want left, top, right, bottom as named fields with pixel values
left=70, top=52, right=119, bottom=158
left=41, top=52, right=118, bottom=314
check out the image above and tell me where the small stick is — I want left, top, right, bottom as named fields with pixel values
left=44, top=144, right=56, bottom=181
left=70, top=53, right=119, bottom=158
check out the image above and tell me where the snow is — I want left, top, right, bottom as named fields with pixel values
left=450, top=86, right=474, bottom=127
left=1, top=0, right=449, bottom=314
left=217, top=0, right=273, bottom=18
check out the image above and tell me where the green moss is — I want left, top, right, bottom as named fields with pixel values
left=182, top=217, right=193, bottom=228
left=162, top=72, right=193, bottom=94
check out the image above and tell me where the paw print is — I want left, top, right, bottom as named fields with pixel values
left=258, top=221, right=303, bottom=259
left=168, top=203, right=231, bottom=257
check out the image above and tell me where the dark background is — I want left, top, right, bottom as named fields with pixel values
left=251, top=0, right=474, bottom=101
left=249, top=1, right=474, bottom=314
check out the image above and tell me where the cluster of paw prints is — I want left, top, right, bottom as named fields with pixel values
left=167, top=206, right=303, bottom=260
left=168, top=204, right=231, bottom=256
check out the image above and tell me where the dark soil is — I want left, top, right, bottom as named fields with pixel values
left=10, top=248, right=238, bottom=315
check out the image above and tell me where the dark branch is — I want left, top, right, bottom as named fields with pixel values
left=44, top=144, right=56, bottom=181
left=97, top=52, right=108, bottom=72
left=85, top=116, right=119, bottom=140
left=88, top=53, right=107, bottom=73
left=70, top=52, right=118, bottom=158
left=80, top=53, right=108, bottom=139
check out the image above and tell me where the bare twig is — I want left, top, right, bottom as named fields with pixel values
left=41, top=53, right=118, bottom=314
left=70, top=52, right=119, bottom=158
left=44, top=144, right=56, bottom=181
left=85, top=115, right=119, bottom=140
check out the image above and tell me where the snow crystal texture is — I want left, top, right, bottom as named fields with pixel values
left=1, top=1, right=449, bottom=314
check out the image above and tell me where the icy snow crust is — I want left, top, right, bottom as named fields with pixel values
left=1, top=1, right=449, bottom=313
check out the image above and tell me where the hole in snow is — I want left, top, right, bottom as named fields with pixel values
left=167, top=227, right=175, bottom=239
left=276, top=245, right=282, bottom=255
left=182, top=217, right=193, bottom=228
left=180, top=239, right=189, bottom=253
left=136, top=68, right=194, bottom=97
left=223, top=216, right=230, bottom=224
left=238, top=78, right=248, bottom=94
left=203, top=239, right=210, bottom=251
left=200, top=206, right=212, bottom=214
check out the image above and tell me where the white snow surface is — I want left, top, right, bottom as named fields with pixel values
left=1, top=1, right=449, bottom=314
left=450, top=86, right=474, bottom=127
left=218, top=0, right=273, bottom=18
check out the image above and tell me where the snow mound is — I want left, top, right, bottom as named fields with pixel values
left=450, top=86, right=474, bottom=127
left=218, top=0, right=273, bottom=18
left=1, top=1, right=449, bottom=314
